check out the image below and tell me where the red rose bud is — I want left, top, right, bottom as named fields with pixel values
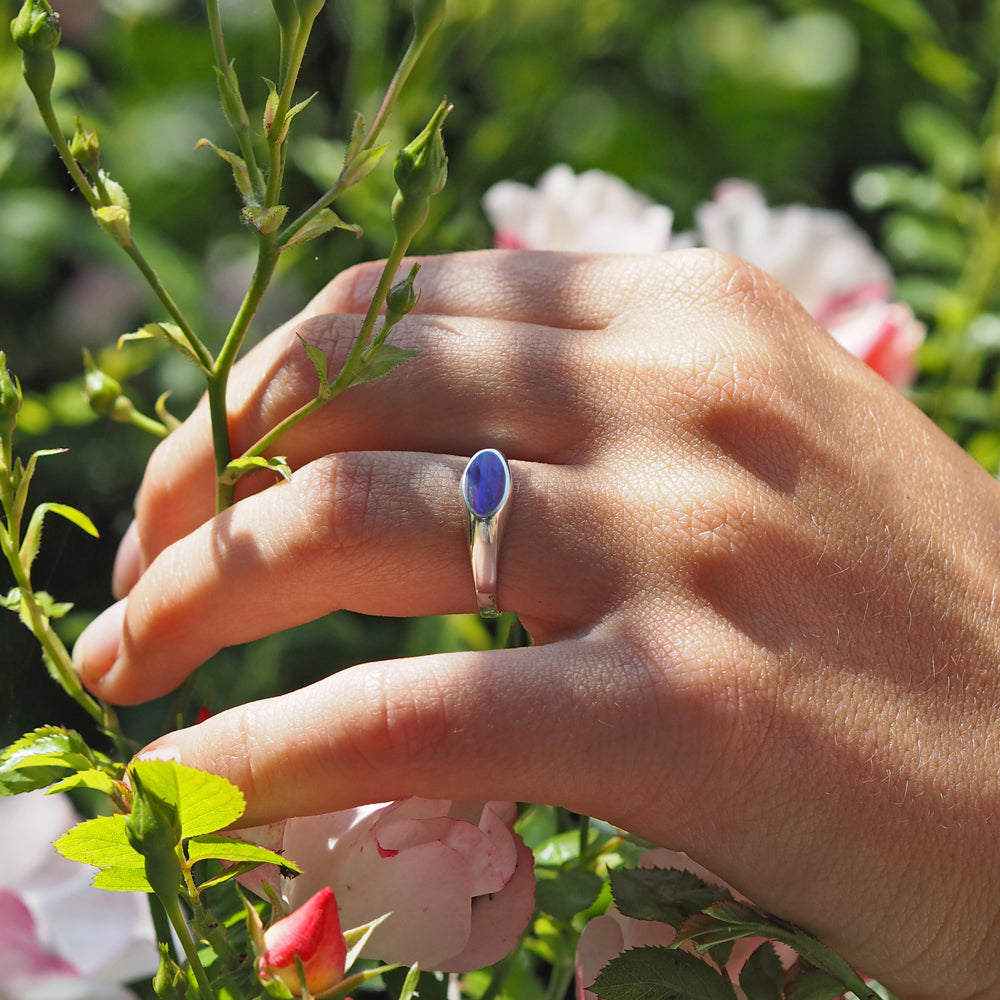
left=258, top=887, right=348, bottom=998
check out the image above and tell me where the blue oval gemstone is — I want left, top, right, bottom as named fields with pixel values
left=463, top=449, right=509, bottom=518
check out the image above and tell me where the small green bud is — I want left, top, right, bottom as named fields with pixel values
left=0, top=352, right=23, bottom=452
left=92, top=204, right=131, bottom=247
left=82, top=349, right=125, bottom=416
left=125, top=768, right=184, bottom=898
left=413, top=0, right=446, bottom=41
left=385, top=263, right=421, bottom=327
left=153, top=943, right=186, bottom=999
left=69, top=116, right=100, bottom=176
left=11, top=0, right=60, bottom=54
left=393, top=99, right=450, bottom=205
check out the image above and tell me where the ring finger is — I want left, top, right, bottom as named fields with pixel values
left=78, top=449, right=622, bottom=704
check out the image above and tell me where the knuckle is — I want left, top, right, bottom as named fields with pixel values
left=293, top=453, right=383, bottom=558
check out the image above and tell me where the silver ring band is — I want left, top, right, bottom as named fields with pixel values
left=460, top=449, right=512, bottom=618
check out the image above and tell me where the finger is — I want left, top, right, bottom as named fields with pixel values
left=314, top=248, right=690, bottom=329
left=79, top=451, right=620, bottom=704
left=113, top=249, right=699, bottom=596
left=115, top=306, right=613, bottom=597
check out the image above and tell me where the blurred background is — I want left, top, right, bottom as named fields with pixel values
left=1, top=0, right=996, bottom=747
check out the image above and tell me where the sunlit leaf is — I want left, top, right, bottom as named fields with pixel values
left=55, top=814, right=151, bottom=892
left=130, top=759, right=245, bottom=838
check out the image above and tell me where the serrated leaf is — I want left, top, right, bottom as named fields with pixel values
left=281, top=208, right=361, bottom=250
left=46, top=769, right=119, bottom=796
left=340, top=141, right=388, bottom=189
left=119, top=322, right=200, bottom=367
left=194, top=138, right=255, bottom=203
left=243, top=204, right=289, bottom=235
left=131, top=759, right=245, bottom=838
left=591, top=946, right=737, bottom=1000
left=0, top=727, right=111, bottom=795
left=55, top=814, right=151, bottom=892
left=19, top=502, right=98, bottom=576
left=186, top=833, right=299, bottom=871
left=738, top=943, right=785, bottom=1000
left=297, top=335, right=332, bottom=394
left=611, top=867, right=733, bottom=928
left=220, top=455, right=292, bottom=487
left=352, top=344, right=419, bottom=386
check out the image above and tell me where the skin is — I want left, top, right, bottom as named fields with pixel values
left=73, top=249, right=1000, bottom=999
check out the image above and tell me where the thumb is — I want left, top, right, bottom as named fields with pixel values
left=137, top=639, right=636, bottom=829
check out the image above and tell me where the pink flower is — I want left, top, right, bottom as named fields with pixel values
left=482, top=164, right=674, bottom=253
left=482, top=169, right=924, bottom=387
left=575, top=850, right=794, bottom=1000
left=258, top=887, right=348, bottom=998
left=691, top=180, right=924, bottom=388
left=0, top=790, right=159, bottom=1000
left=241, top=798, right=536, bottom=973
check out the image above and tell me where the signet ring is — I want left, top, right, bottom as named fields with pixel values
left=460, top=449, right=512, bottom=619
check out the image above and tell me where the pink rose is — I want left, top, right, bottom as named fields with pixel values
left=242, top=798, right=536, bottom=973
left=482, top=164, right=674, bottom=253
left=692, top=180, right=924, bottom=388
left=482, top=169, right=924, bottom=387
left=257, top=887, right=348, bottom=998
left=0, top=790, right=158, bottom=1000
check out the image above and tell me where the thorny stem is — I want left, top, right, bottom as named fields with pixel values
left=205, top=0, right=265, bottom=198
left=231, top=234, right=412, bottom=467
left=161, top=887, right=217, bottom=1000
left=279, top=19, right=438, bottom=247
left=30, top=87, right=213, bottom=373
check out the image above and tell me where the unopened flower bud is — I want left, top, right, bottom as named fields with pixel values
left=392, top=100, right=450, bottom=242
left=125, top=767, right=184, bottom=899
left=70, top=116, right=100, bottom=176
left=10, top=0, right=60, bottom=53
left=11, top=0, right=60, bottom=100
left=385, top=263, right=421, bottom=327
left=93, top=204, right=131, bottom=247
left=257, top=887, right=348, bottom=998
left=0, top=352, right=23, bottom=455
left=82, top=349, right=124, bottom=415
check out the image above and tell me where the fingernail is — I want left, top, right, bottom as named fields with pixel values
left=134, top=743, right=181, bottom=764
left=112, top=520, right=141, bottom=600
left=73, top=599, right=126, bottom=684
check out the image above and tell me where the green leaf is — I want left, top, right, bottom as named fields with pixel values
left=353, top=344, right=419, bottom=386
left=398, top=964, right=421, bottom=1000
left=0, top=727, right=109, bottom=795
left=1, top=588, right=21, bottom=610
left=46, top=769, right=119, bottom=796
left=281, top=208, right=361, bottom=250
left=243, top=204, right=288, bottom=235
left=535, top=867, right=605, bottom=922
left=738, top=943, right=785, bottom=1000
left=19, top=501, right=98, bottom=576
left=220, top=455, right=292, bottom=487
left=118, top=322, right=201, bottom=367
left=591, top=946, right=737, bottom=1000
left=784, top=966, right=848, bottom=1000
left=297, top=335, right=332, bottom=394
left=186, top=832, right=300, bottom=871
left=900, top=102, right=982, bottom=184
left=131, top=759, right=245, bottom=838
left=340, top=141, right=388, bottom=189
left=194, top=138, right=255, bottom=203
left=55, top=814, right=152, bottom=892
left=610, top=867, right=733, bottom=928
left=30, top=590, right=74, bottom=619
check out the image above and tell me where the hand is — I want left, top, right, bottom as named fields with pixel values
left=74, top=249, right=1000, bottom=999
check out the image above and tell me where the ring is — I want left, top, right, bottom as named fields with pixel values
left=460, top=448, right=512, bottom=619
